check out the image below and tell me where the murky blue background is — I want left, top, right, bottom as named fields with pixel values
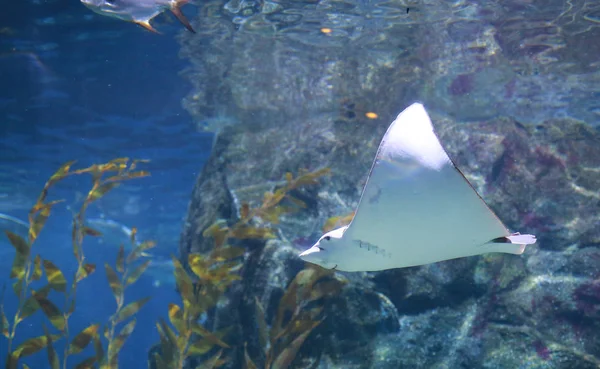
left=1, top=1, right=207, bottom=367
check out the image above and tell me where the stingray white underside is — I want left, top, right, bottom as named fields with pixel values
left=342, top=160, right=524, bottom=271
left=300, top=103, right=536, bottom=272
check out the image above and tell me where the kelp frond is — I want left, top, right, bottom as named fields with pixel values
left=151, top=167, right=331, bottom=369
left=99, top=232, right=156, bottom=369
left=321, top=211, right=354, bottom=233
left=245, top=266, right=346, bottom=369
left=204, top=168, right=330, bottom=248
left=150, top=248, right=241, bottom=369
left=1, top=158, right=151, bottom=369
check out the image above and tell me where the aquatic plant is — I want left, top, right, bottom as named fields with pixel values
left=245, top=266, right=346, bottom=369
left=1, top=158, right=154, bottom=369
left=101, top=229, right=157, bottom=369
left=149, top=167, right=332, bottom=369
left=203, top=168, right=331, bottom=245
left=321, top=211, right=354, bottom=233
left=200, top=167, right=340, bottom=368
left=149, top=247, right=242, bottom=369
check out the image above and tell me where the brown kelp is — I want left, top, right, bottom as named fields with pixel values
left=201, top=168, right=341, bottom=369
left=101, top=228, right=157, bottom=369
left=321, top=211, right=354, bottom=233
left=1, top=158, right=153, bottom=369
left=245, top=266, right=346, bottom=369
left=149, top=247, right=241, bottom=369
left=203, top=168, right=331, bottom=245
left=150, top=167, right=333, bottom=369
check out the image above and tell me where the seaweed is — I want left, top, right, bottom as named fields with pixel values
left=149, top=167, right=332, bottom=369
left=245, top=266, right=346, bottom=369
left=203, top=168, right=331, bottom=247
left=1, top=158, right=153, bottom=369
left=219, top=168, right=339, bottom=369
left=2, top=162, right=333, bottom=369
left=321, top=211, right=354, bottom=233
left=149, top=248, right=241, bottom=369
left=101, top=230, right=156, bottom=369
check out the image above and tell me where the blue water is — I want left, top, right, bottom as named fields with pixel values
left=1, top=1, right=210, bottom=367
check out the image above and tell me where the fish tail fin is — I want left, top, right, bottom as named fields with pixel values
left=135, top=20, right=161, bottom=34
left=170, top=0, right=196, bottom=33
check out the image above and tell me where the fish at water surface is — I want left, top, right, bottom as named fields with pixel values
left=80, top=0, right=195, bottom=33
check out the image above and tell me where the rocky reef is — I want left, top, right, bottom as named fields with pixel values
left=175, top=0, right=600, bottom=367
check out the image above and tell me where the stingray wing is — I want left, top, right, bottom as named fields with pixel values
left=345, top=103, right=522, bottom=269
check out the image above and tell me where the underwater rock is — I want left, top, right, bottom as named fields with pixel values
left=438, top=116, right=600, bottom=251
left=178, top=106, right=600, bottom=369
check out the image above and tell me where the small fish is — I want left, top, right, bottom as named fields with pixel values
left=80, top=0, right=195, bottom=33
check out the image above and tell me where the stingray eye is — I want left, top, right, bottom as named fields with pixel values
left=324, top=236, right=331, bottom=241
left=317, top=246, right=325, bottom=251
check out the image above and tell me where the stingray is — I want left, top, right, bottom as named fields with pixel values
left=299, top=103, right=536, bottom=272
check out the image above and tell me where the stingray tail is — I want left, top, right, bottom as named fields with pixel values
left=170, top=0, right=196, bottom=33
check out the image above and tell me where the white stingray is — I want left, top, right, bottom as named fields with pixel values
left=299, top=103, right=536, bottom=272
